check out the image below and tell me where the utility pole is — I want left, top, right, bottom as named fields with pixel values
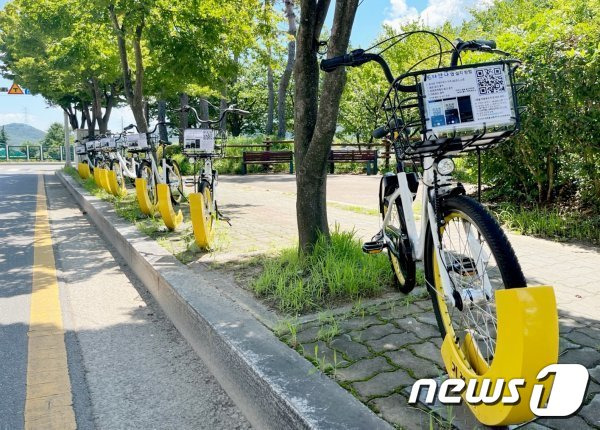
left=64, top=111, right=72, bottom=167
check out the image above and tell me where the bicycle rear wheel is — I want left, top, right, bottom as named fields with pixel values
left=424, top=195, right=526, bottom=374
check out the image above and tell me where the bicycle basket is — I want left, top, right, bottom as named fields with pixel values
left=183, top=128, right=216, bottom=155
left=385, top=60, right=521, bottom=160
left=182, top=128, right=226, bottom=158
left=75, top=143, right=87, bottom=155
left=126, top=133, right=149, bottom=150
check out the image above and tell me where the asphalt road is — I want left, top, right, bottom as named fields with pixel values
left=0, top=164, right=251, bottom=429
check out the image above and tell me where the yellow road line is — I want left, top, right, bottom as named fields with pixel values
left=25, top=175, right=76, bottom=429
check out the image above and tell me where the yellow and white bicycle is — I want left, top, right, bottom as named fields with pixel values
left=179, top=104, right=249, bottom=248
left=322, top=32, right=558, bottom=426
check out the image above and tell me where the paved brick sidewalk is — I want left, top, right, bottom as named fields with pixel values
left=201, top=174, right=600, bottom=429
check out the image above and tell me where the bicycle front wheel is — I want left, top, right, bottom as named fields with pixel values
left=424, top=195, right=526, bottom=374
left=166, top=159, right=184, bottom=205
left=138, top=160, right=158, bottom=205
left=191, top=180, right=214, bottom=249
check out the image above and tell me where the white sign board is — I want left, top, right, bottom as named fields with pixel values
left=126, top=133, right=148, bottom=149
left=183, top=129, right=215, bottom=154
left=421, top=64, right=515, bottom=138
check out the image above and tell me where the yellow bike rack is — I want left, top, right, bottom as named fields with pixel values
left=135, top=178, right=157, bottom=216
left=157, top=184, right=183, bottom=230
left=78, top=162, right=90, bottom=179
left=107, top=170, right=126, bottom=197
left=440, top=285, right=558, bottom=426
left=189, top=192, right=213, bottom=249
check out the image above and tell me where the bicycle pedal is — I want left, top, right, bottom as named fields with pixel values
left=184, top=178, right=195, bottom=186
left=362, top=240, right=385, bottom=254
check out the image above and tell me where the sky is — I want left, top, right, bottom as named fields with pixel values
left=0, top=0, right=488, bottom=133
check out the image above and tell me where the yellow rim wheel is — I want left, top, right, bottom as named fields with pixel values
left=384, top=204, right=406, bottom=285
left=432, top=210, right=499, bottom=375
left=141, top=164, right=157, bottom=205
left=191, top=186, right=213, bottom=249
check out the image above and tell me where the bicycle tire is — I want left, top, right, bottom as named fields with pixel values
left=425, top=195, right=526, bottom=372
left=137, top=160, right=158, bottom=205
left=381, top=199, right=416, bottom=294
left=109, top=159, right=125, bottom=190
left=166, top=159, right=184, bottom=205
left=194, top=180, right=213, bottom=248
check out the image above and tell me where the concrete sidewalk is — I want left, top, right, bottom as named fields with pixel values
left=215, top=174, right=600, bottom=321
left=209, top=174, right=600, bottom=429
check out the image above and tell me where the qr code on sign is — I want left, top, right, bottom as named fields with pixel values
left=476, top=67, right=505, bottom=94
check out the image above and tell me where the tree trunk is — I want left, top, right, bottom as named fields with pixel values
left=220, top=96, right=228, bottom=132
left=109, top=5, right=148, bottom=133
left=199, top=98, right=210, bottom=129
left=294, top=0, right=358, bottom=253
left=62, top=104, right=79, bottom=130
left=277, top=0, right=297, bottom=138
left=158, top=100, right=168, bottom=142
left=178, top=93, right=189, bottom=144
left=266, top=49, right=275, bottom=135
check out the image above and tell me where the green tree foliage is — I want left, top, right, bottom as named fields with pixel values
left=467, top=0, right=600, bottom=208
left=0, top=0, right=122, bottom=132
left=41, top=123, right=65, bottom=148
left=338, top=0, right=599, bottom=210
left=0, top=126, right=7, bottom=145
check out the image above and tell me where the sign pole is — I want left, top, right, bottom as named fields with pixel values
left=64, top=111, right=72, bottom=167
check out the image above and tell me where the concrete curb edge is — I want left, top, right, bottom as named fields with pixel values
left=56, top=171, right=392, bottom=430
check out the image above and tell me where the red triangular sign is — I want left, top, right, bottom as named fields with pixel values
left=8, top=83, right=24, bottom=95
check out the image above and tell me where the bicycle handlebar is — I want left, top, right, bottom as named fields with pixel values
left=321, top=38, right=503, bottom=93
left=179, top=104, right=250, bottom=126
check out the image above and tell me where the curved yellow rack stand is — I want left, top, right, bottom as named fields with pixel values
left=135, top=178, right=157, bottom=216
left=440, top=286, right=558, bottom=426
left=107, top=170, right=126, bottom=197
left=78, top=162, right=90, bottom=179
left=189, top=192, right=213, bottom=249
left=157, top=184, right=183, bottom=230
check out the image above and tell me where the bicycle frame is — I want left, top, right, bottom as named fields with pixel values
left=148, top=155, right=177, bottom=186
left=381, top=156, right=493, bottom=307
left=114, top=150, right=138, bottom=179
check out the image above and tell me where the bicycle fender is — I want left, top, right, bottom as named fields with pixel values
left=135, top=178, right=157, bottom=216
left=157, top=184, right=183, bottom=230
left=440, top=286, right=558, bottom=425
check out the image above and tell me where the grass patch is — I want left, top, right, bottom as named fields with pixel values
left=328, top=201, right=379, bottom=216
left=492, top=203, right=600, bottom=244
left=251, top=228, right=394, bottom=314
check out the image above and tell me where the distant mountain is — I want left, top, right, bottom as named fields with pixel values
left=1, top=123, right=46, bottom=145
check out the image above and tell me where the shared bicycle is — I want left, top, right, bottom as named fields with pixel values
left=179, top=104, right=249, bottom=247
left=322, top=33, right=558, bottom=426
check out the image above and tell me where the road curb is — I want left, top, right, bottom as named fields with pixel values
left=56, top=171, right=392, bottom=430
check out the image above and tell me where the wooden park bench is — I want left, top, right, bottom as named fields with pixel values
left=328, top=149, right=378, bottom=175
left=241, top=150, right=294, bottom=174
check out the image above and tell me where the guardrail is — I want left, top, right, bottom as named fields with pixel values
left=0, top=144, right=75, bottom=162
